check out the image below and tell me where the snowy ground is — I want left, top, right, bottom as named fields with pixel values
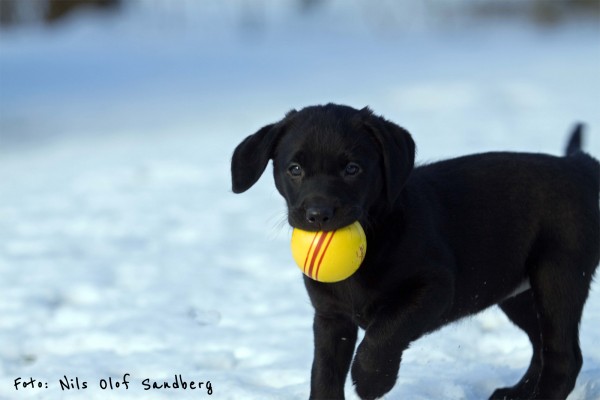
left=1, top=2, right=599, bottom=399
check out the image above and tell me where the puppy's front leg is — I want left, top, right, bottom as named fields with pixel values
left=310, top=313, right=358, bottom=400
left=352, top=277, right=453, bottom=400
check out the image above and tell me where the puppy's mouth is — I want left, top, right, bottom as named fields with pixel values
left=288, top=206, right=362, bottom=232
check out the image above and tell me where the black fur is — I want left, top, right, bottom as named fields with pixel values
left=231, top=104, right=600, bottom=400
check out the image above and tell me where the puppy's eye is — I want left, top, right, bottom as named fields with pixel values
left=344, top=162, right=361, bottom=177
left=288, top=163, right=303, bottom=177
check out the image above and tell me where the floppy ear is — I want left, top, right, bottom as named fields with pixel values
left=361, top=108, right=416, bottom=205
left=231, top=111, right=296, bottom=193
left=231, top=123, right=279, bottom=193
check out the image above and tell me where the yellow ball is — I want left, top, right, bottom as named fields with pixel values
left=290, top=221, right=367, bottom=283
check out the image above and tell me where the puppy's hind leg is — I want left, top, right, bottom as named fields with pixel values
left=524, top=249, right=596, bottom=399
left=490, top=290, right=542, bottom=400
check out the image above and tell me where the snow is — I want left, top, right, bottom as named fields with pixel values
left=1, top=1, right=599, bottom=399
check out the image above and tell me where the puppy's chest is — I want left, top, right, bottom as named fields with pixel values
left=330, top=281, right=379, bottom=328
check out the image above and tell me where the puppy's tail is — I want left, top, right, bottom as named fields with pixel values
left=564, top=123, right=599, bottom=195
left=565, top=123, right=584, bottom=156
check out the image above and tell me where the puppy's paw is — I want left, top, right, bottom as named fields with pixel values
left=489, top=386, right=537, bottom=400
left=351, top=343, right=399, bottom=400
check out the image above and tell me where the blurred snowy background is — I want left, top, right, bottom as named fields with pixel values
left=1, top=1, right=599, bottom=399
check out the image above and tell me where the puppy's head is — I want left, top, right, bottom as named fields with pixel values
left=231, top=104, right=415, bottom=231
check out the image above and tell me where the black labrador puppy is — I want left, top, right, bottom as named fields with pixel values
left=231, top=104, right=599, bottom=400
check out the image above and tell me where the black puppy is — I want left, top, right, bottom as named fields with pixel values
left=231, top=104, right=599, bottom=400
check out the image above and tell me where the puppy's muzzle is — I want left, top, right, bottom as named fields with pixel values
left=306, top=206, right=334, bottom=226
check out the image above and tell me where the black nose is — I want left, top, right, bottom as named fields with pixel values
left=306, top=206, right=334, bottom=225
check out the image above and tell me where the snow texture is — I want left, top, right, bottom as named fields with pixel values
left=1, top=1, right=599, bottom=399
